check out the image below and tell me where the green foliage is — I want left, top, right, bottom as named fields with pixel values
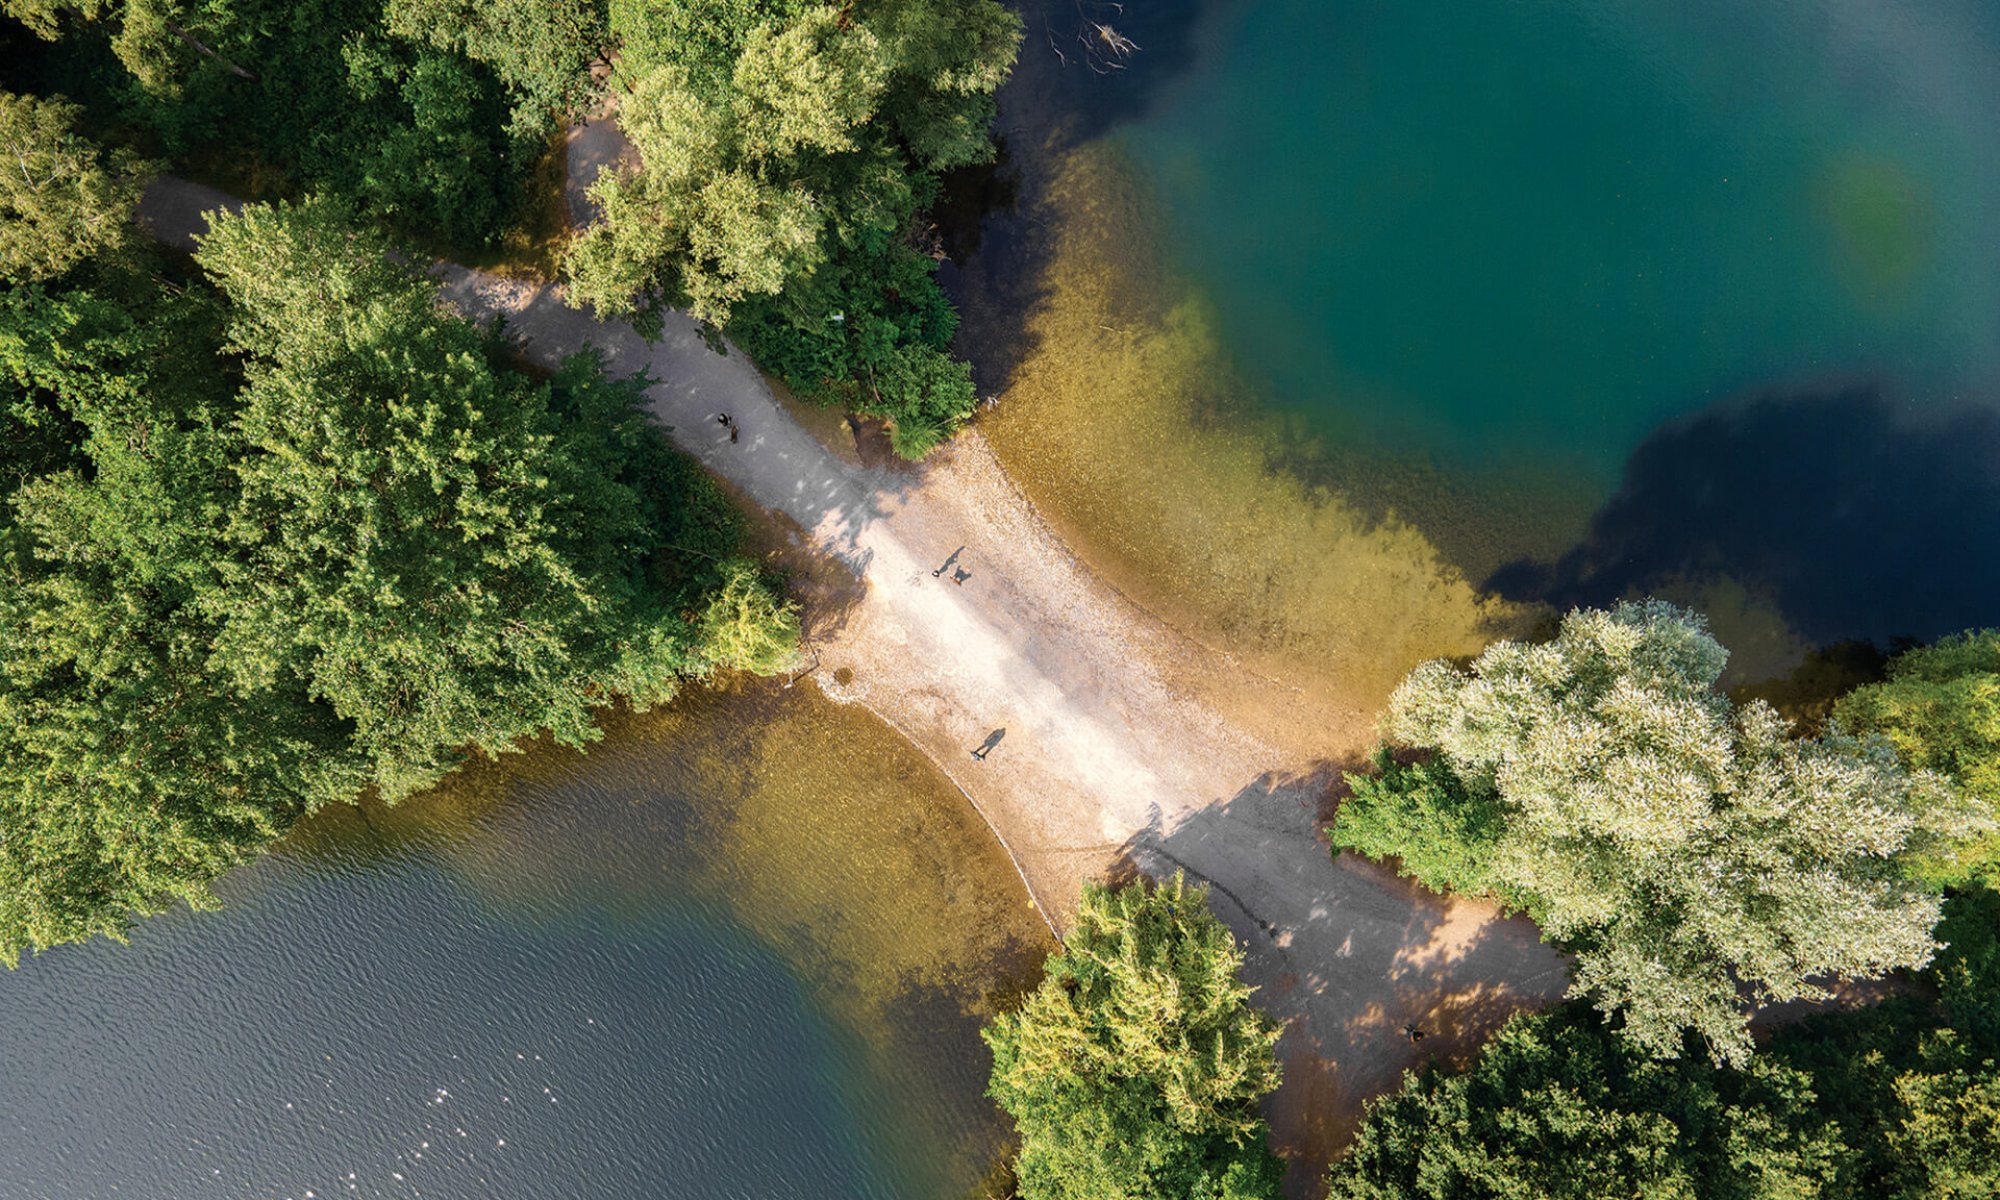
left=1327, top=1005, right=1846, bottom=1200
left=696, top=558, right=803, bottom=677
left=385, top=0, right=607, bottom=136
left=9, top=0, right=544, bottom=252
left=1332, top=884, right=2000, bottom=1200
left=0, top=89, right=153, bottom=283
left=1835, top=630, right=2000, bottom=885
left=1331, top=750, right=1515, bottom=906
left=0, top=197, right=794, bottom=961
left=1355, top=601, right=1987, bottom=1063
left=984, top=873, right=1285, bottom=1200
left=567, top=0, right=1019, bottom=455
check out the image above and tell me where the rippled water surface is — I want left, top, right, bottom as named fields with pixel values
left=0, top=682, right=1048, bottom=1200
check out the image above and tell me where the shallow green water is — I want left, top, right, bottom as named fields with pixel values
left=1121, top=0, right=2000, bottom=479
left=956, top=0, right=2000, bottom=674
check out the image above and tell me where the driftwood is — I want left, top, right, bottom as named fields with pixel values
left=1046, top=1, right=1142, bottom=74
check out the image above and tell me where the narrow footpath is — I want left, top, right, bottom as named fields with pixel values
left=138, top=168, right=1568, bottom=1185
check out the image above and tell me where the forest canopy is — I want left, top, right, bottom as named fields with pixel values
left=1328, top=885, right=2000, bottom=1200
left=0, top=187, right=796, bottom=963
left=1333, top=601, right=1988, bottom=1064
left=1834, top=629, right=2000, bottom=886
left=566, top=0, right=1021, bottom=457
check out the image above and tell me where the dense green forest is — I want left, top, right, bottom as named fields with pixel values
left=0, top=94, right=796, bottom=961
left=567, top=0, right=1020, bottom=456
left=3, top=0, right=1018, bottom=454
left=1, top=0, right=589, bottom=256
left=0, top=0, right=1016, bottom=957
left=1329, top=884, right=2000, bottom=1199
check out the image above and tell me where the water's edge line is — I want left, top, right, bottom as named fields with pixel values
left=836, top=688, right=1064, bottom=944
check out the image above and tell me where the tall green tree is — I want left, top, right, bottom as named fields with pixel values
left=192, top=196, right=795, bottom=797
left=0, top=89, right=153, bottom=283
left=1834, top=629, right=2000, bottom=885
left=1337, top=601, right=1986, bottom=1063
left=566, top=0, right=1018, bottom=456
left=984, top=874, right=1285, bottom=1200
left=0, top=195, right=796, bottom=962
left=384, top=0, right=607, bottom=136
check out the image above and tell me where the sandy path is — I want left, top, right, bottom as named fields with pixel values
left=139, top=172, right=1568, bottom=1189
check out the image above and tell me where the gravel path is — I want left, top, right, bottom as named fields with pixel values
left=138, top=167, right=1567, bottom=1189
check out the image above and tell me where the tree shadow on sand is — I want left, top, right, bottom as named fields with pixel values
left=1113, top=762, right=1569, bottom=1198
left=1486, top=386, right=2000, bottom=649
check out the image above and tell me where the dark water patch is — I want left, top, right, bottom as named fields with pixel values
left=1011, top=0, right=1219, bottom=148
left=0, top=861, right=891, bottom=1200
left=1487, top=387, right=2000, bottom=650
left=942, top=0, right=1223, bottom=398
left=0, top=682, right=1048, bottom=1200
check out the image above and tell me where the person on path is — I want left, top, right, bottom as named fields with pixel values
left=1403, top=1023, right=1426, bottom=1044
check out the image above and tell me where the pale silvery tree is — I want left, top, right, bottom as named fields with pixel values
left=1387, top=600, right=1989, bottom=1063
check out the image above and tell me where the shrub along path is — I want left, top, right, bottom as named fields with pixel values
left=138, top=174, right=1566, bottom=1191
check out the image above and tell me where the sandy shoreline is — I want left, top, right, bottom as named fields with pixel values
left=138, top=173, right=1569, bottom=1194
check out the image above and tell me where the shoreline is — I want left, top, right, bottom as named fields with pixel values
left=139, top=175, right=1569, bottom=1193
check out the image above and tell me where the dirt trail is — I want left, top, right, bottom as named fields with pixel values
left=139, top=169, right=1567, bottom=1189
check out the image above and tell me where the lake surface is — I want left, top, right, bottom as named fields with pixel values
left=1123, top=0, right=2000, bottom=478
left=0, top=682, right=1048, bottom=1200
left=952, top=0, right=2000, bottom=706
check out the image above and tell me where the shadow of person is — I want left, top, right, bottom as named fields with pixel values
left=972, top=727, right=1007, bottom=760
left=1487, top=386, right=2000, bottom=650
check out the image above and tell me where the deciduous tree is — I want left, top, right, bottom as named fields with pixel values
left=0, top=90, right=153, bottom=283
left=566, top=0, right=1017, bottom=455
left=1343, top=601, right=1986, bottom=1063
left=984, top=874, right=1285, bottom=1200
left=1834, top=629, right=2000, bottom=885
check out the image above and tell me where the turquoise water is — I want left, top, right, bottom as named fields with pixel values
left=1119, top=0, right=2000, bottom=479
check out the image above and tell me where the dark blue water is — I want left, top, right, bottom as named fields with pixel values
left=0, top=685, right=1043, bottom=1200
